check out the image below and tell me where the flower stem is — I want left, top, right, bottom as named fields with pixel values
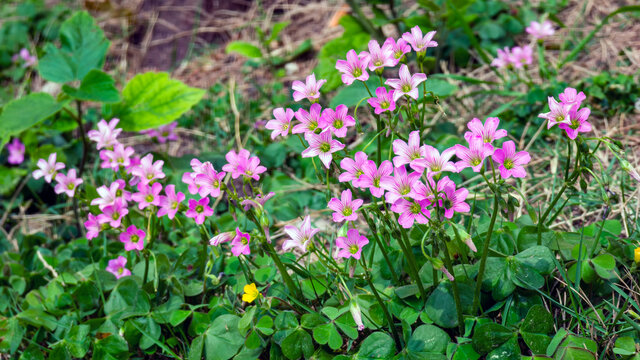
left=263, top=240, right=302, bottom=301
left=471, top=192, right=500, bottom=315
left=440, top=236, right=465, bottom=334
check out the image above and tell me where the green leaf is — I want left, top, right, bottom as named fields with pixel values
left=16, top=309, right=58, bottom=331
left=613, top=336, right=636, bottom=356
left=329, top=80, right=376, bottom=108
left=0, top=166, right=27, bottom=196
left=38, top=11, right=110, bottom=83
left=239, top=306, right=257, bottom=331
left=104, top=277, right=151, bottom=321
left=520, top=305, right=553, bottom=354
left=406, top=324, right=450, bottom=357
left=64, top=325, right=90, bottom=357
left=226, top=41, right=263, bottom=58
left=423, top=78, right=458, bottom=97
left=169, top=310, right=192, bottom=327
left=0, top=93, right=63, bottom=142
left=472, top=322, right=514, bottom=355
left=355, top=332, right=395, bottom=359
left=256, top=316, right=274, bottom=336
left=486, top=336, right=520, bottom=360
left=515, top=246, right=556, bottom=275
left=188, top=335, right=204, bottom=360
left=0, top=318, right=24, bottom=354
left=453, top=343, right=481, bottom=360
left=62, top=69, right=120, bottom=103
left=281, top=329, right=314, bottom=360
left=204, top=315, right=244, bottom=360
left=110, top=72, right=205, bottom=131
left=425, top=282, right=473, bottom=328
left=313, top=323, right=342, bottom=350
left=268, top=21, right=290, bottom=43
left=590, top=254, right=616, bottom=280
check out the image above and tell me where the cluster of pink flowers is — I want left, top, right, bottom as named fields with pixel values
left=12, top=48, right=36, bottom=67
left=32, top=152, right=83, bottom=198
left=539, top=87, right=591, bottom=139
left=6, top=138, right=25, bottom=165
left=491, top=45, right=533, bottom=69
left=209, top=228, right=253, bottom=256
left=139, top=121, right=179, bottom=143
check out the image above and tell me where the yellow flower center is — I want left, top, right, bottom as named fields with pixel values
left=349, top=244, right=359, bottom=254
left=503, top=159, right=514, bottom=169
left=343, top=207, right=353, bottom=216
left=320, top=143, right=331, bottom=153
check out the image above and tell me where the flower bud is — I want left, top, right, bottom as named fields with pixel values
left=349, top=300, right=365, bottom=331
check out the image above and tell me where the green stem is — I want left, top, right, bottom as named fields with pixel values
left=264, top=240, right=302, bottom=301
left=396, top=219, right=428, bottom=300
left=472, top=192, right=500, bottom=315
left=440, top=237, right=464, bottom=334
left=360, top=208, right=399, bottom=283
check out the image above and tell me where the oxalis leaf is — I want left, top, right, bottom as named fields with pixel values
left=520, top=305, right=553, bottom=354
left=108, top=72, right=205, bottom=131
left=38, top=11, right=110, bottom=83
left=205, top=315, right=244, bottom=360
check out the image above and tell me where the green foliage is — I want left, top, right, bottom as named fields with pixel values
left=0, top=92, right=63, bottom=148
left=62, top=69, right=121, bottom=103
left=226, top=41, right=263, bottom=58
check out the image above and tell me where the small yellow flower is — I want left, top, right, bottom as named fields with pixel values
left=242, top=283, right=260, bottom=303
left=634, top=247, right=640, bottom=263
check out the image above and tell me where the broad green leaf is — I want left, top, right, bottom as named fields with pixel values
left=426, top=282, right=473, bottom=328
left=590, top=254, right=616, bottom=280
left=0, top=166, right=27, bottom=196
left=93, top=334, right=129, bottom=360
left=313, top=323, right=342, bottom=350
left=281, top=328, right=313, bottom=360
left=520, top=305, right=553, bottom=354
left=268, top=21, right=290, bottom=43
left=38, top=11, right=110, bottom=83
left=16, top=309, right=58, bottom=331
left=486, top=336, right=520, bottom=360
left=329, top=79, right=377, bottom=108
left=472, top=322, right=514, bottom=355
left=422, top=78, right=458, bottom=97
left=515, top=246, right=556, bottom=275
left=110, top=72, right=205, bottom=131
left=62, top=69, right=120, bottom=103
left=188, top=335, right=204, bottom=360
left=104, top=277, right=151, bottom=321
left=406, top=324, right=450, bottom=357
left=204, top=315, right=244, bottom=360
left=355, top=332, right=395, bottom=359
left=169, top=310, right=191, bottom=327
left=613, top=336, right=636, bottom=356
left=0, top=93, right=63, bottom=142
left=256, top=315, right=274, bottom=336
left=0, top=318, right=24, bottom=354
left=453, top=343, right=481, bottom=360
left=64, top=325, right=90, bottom=357
left=226, top=41, right=263, bottom=58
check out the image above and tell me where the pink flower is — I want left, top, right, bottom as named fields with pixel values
left=328, top=189, right=363, bottom=222
left=558, top=107, right=592, bottom=140
left=131, top=154, right=165, bottom=185
left=266, top=108, right=294, bottom=139
left=106, top=256, right=131, bottom=279
left=84, top=213, right=100, bottom=240
left=141, top=122, right=178, bottom=143
left=454, top=138, right=493, bottom=172
left=182, top=159, right=207, bottom=195
left=491, top=47, right=513, bottom=68
left=231, top=228, right=251, bottom=256
left=383, top=37, right=411, bottom=64
left=463, top=117, right=508, bottom=149
left=511, top=46, right=533, bottom=68
left=416, top=145, right=457, bottom=179
left=402, top=26, right=437, bottom=53
left=335, top=49, right=369, bottom=85
left=292, top=73, right=326, bottom=102
left=558, top=87, right=586, bottom=108
left=33, top=153, right=65, bottom=183
left=440, top=184, right=470, bottom=219
left=367, top=87, right=396, bottom=114
left=412, top=176, right=454, bottom=203
left=440, top=266, right=455, bottom=281
left=186, top=197, right=213, bottom=225
left=283, top=215, right=320, bottom=252
left=87, top=118, right=121, bottom=150
left=222, top=149, right=267, bottom=181
left=293, top=104, right=323, bottom=139
left=392, top=130, right=426, bottom=172
left=101, top=143, right=135, bottom=170
left=380, top=166, right=421, bottom=204
left=538, top=97, right=573, bottom=129
left=385, top=64, right=426, bottom=101
left=209, top=231, right=234, bottom=246
left=54, top=169, right=83, bottom=197
left=119, top=225, right=146, bottom=251
left=359, top=160, right=393, bottom=198
left=97, top=198, right=128, bottom=228
left=13, top=48, right=37, bottom=67
left=338, top=151, right=369, bottom=187
left=390, top=198, right=431, bottom=228
left=7, top=138, right=25, bottom=165
left=492, top=140, right=531, bottom=179
left=319, top=105, right=355, bottom=138
left=195, top=162, right=226, bottom=197
left=157, top=184, right=185, bottom=219
left=360, top=39, right=395, bottom=71
left=131, top=182, right=162, bottom=210
left=335, top=229, right=369, bottom=260
left=301, top=130, right=345, bottom=168
left=91, top=180, right=130, bottom=210
left=241, top=192, right=276, bottom=211
left=526, top=20, right=555, bottom=40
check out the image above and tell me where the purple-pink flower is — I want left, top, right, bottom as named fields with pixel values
left=88, top=118, right=121, bottom=150
left=119, top=225, right=146, bottom=251
left=292, top=73, right=326, bottom=102
left=454, top=138, right=493, bottom=172
left=385, top=64, right=426, bottom=101
left=97, top=198, right=129, bottom=228
left=390, top=198, right=431, bottom=228
left=195, top=162, right=226, bottom=197
left=335, top=49, right=369, bottom=85
left=335, top=229, right=369, bottom=260
left=526, top=20, right=555, bottom=40
left=380, top=166, right=421, bottom=204
left=416, top=145, right=457, bottom=179
left=558, top=87, right=586, bottom=108
left=12, top=48, right=37, bottom=67
left=7, top=138, right=25, bottom=165
left=183, top=159, right=207, bottom=195
left=538, top=97, right=573, bottom=129
left=54, top=169, right=83, bottom=198
left=231, top=228, right=251, bottom=256
left=301, top=130, right=345, bottom=168
left=491, top=47, right=512, bottom=68
left=266, top=108, right=294, bottom=139
left=558, top=107, right=592, bottom=140
left=293, top=103, right=323, bottom=139
left=282, top=215, right=320, bottom=252
left=101, top=143, right=135, bottom=170
left=359, top=160, right=393, bottom=198
left=492, top=140, right=531, bottom=179
left=463, top=117, right=508, bottom=149
left=360, top=39, right=395, bottom=71
left=383, top=37, right=411, bottom=64
left=140, top=122, right=178, bottom=143
left=402, top=26, right=438, bottom=53
left=510, top=46, right=533, bottom=68
left=186, top=197, right=213, bottom=225
left=392, top=131, right=426, bottom=172
left=33, top=153, right=65, bottom=183
left=210, top=231, right=234, bottom=246
left=106, top=256, right=131, bottom=279
left=319, top=105, right=355, bottom=138
left=91, top=180, right=130, bottom=210
left=440, top=183, right=470, bottom=219
left=338, top=151, right=369, bottom=188
left=412, top=176, right=454, bottom=203
left=131, top=154, right=165, bottom=185
left=84, top=213, right=100, bottom=240
left=157, top=184, right=185, bottom=219
left=222, top=149, right=267, bottom=181
left=367, top=87, right=396, bottom=114
left=131, top=182, right=163, bottom=210
left=328, top=189, right=363, bottom=222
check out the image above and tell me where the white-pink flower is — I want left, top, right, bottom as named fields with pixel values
left=292, top=73, right=326, bottom=102
left=7, top=138, right=25, bottom=165
left=33, top=153, right=65, bottom=183
left=54, top=169, right=83, bottom=198
left=392, top=130, right=427, bottom=172
left=463, top=117, right=508, bottom=149
left=383, top=37, right=411, bottom=64
left=338, top=151, right=369, bottom=188
left=454, top=138, right=493, bottom=172
left=265, top=108, right=294, bottom=139
left=293, top=103, right=323, bottom=139
left=282, top=215, right=320, bottom=252
left=526, top=20, right=555, bottom=40
left=335, top=49, right=369, bottom=85
left=385, top=64, right=426, bottom=101
left=301, top=130, right=345, bottom=168
left=194, top=162, right=226, bottom=198
left=131, top=182, right=162, bottom=210
left=401, top=26, right=437, bottom=53
left=91, top=180, right=130, bottom=210
left=360, top=39, right=395, bottom=71
left=131, top=154, right=165, bottom=185
left=319, top=105, right=355, bottom=138
left=87, top=118, right=122, bottom=150
left=328, top=189, right=363, bottom=222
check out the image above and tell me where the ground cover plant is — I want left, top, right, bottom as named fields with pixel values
left=1, top=1, right=640, bottom=359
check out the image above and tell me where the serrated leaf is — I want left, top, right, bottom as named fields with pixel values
left=62, top=69, right=120, bottom=103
